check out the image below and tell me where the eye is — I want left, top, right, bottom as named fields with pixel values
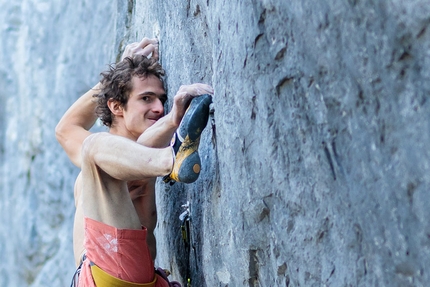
left=142, top=96, right=152, bottom=102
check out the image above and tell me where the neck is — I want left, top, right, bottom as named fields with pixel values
left=109, top=122, right=138, bottom=141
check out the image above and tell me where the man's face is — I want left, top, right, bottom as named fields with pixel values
left=121, top=75, right=166, bottom=139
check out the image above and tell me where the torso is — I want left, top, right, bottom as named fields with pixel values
left=73, top=171, right=158, bottom=266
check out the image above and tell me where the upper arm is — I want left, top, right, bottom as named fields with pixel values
left=55, top=83, right=100, bottom=168
left=55, top=122, right=92, bottom=168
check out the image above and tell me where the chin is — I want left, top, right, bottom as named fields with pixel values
left=147, top=120, right=158, bottom=126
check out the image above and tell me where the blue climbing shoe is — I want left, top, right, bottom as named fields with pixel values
left=164, top=94, right=212, bottom=183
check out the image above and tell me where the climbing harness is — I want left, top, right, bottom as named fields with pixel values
left=89, top=262, right=157, bottom=287
left=70, top=263, right=82, bottom=287
left=69, top=249, right=181, bottom=287
left=69, top=254, right=163, bottom=287
left=70, top=255, right=86, bottom=287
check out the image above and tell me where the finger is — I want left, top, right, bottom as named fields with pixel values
left=182, top=84, right=214, bottom=96
left=174, top=91, right=189, bottom=99
left=178, top=85, right=197, bottom=96
left=121, top=42, right=138, bottom=60
left=152, top=44, right=159, bottom=60
left=173, top=92, right=193, bottom=109
left=134, top=44, right=157, bottom=57
left=125, top=43, right=138, bottom=53
left=137, top=37, right=158, bottom=49
left=195, top=84, right=214, bottom=95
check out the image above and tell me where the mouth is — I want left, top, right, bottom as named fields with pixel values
left=147, top=118, right=160, bottom=124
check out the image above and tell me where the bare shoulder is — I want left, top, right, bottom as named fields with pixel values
left=81, top=132, right=111, bottom=158
left=82, top=132, right=111, bottom=147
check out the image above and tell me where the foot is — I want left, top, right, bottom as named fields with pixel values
left=164, top=94, right=212, bottom=183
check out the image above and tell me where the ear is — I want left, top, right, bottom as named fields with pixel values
left=107, top=99, right=124, bottom=117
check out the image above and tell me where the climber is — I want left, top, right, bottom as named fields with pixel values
left=55, top=37, right=213, bottom=286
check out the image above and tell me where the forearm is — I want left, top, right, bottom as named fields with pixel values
left=58, top=82, right=101, bottom=130
left=55, top=83, right=101, bottom=167
left=137, top=83, right=214, bottom=148
left=136, top=112, right=178, bottom=148
left=84, top=133, right=173, bottom=181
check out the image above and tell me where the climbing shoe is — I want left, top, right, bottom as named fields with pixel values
left=164, top=94, right=212, bottom=184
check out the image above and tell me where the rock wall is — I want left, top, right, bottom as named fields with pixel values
left=1, top=0, right=430, bottom=286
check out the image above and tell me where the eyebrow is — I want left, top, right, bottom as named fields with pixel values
left=138, top=92, right=168, bottom=102
left=138, top=91, right=166, bottom=97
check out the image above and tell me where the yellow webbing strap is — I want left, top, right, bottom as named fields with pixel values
left=90, top=263, right=157, bottom=287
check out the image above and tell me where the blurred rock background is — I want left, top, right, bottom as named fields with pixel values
left=0, top=0, right=429, bottom=286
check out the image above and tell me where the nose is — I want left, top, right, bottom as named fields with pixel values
left=151, top=98, right=164, bottom=114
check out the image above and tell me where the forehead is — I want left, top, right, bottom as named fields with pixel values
left=130, top=75, right=165, bottom=95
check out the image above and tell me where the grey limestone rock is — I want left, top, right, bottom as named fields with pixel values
left=0, top=0, right=430, bottom=286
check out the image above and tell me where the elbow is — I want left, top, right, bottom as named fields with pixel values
left=55, top=123, right=62, bottom=142
left=55, top=122, right=66, bottom=143
left=81, top=133, right=102, bottom=163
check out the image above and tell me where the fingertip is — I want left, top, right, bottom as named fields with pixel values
left=206, top=86, right=214, bottom=95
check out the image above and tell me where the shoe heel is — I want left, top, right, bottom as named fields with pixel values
left=178, top=151, right=201, bottom=183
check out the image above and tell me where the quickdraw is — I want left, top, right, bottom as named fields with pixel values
left=179, top=202, right=192, bottom=287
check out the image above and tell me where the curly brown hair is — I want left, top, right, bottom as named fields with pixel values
left=94, top=55, right=165, bottom=127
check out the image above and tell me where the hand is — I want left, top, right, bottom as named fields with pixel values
left=170, top=83, right=214, bottom=126
left=121, top=37, right=159, bottom=61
